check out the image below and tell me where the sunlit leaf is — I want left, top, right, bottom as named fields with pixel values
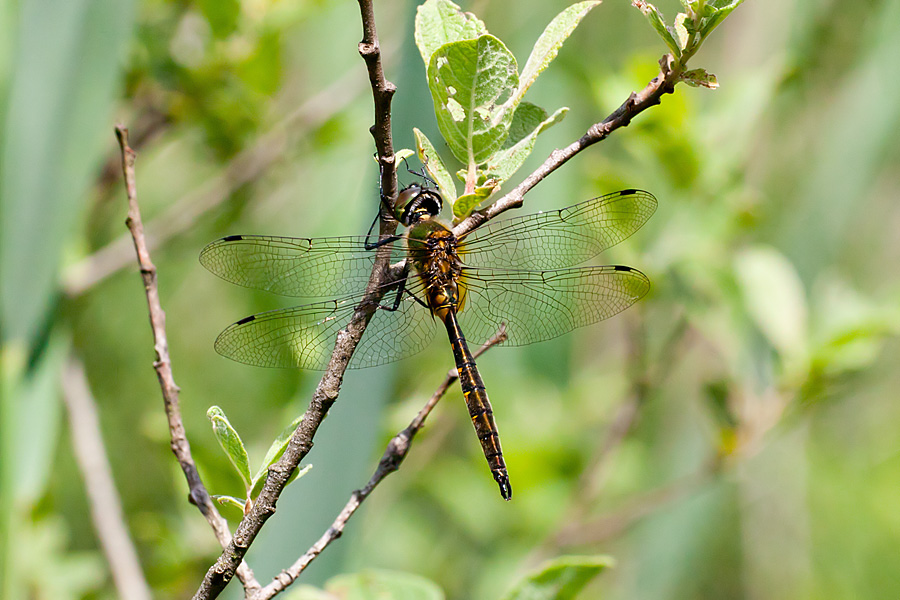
left=427, top=34, right=519, bottom=164
left=516, top=2, right=600, bottom=105
left=414, top=128, right=457, bottom=203
left=486, top=105, right=567, bottom=182
left=680, top=68, right=718, bottom=88
left=674, top=12, right=689, bottom=50
left=502, top=555, right=613, bottom=600
left=207, top=406, right=252, bottom=490
left=631, top=1, right=681, bottom=58
left=504, top=102, right=548, bottom=147
left=212, top=495, right=246, bottom=513
left=452, top=179, right=498, bottom=220
left=250, top=413, right=304, bottom=498
left=699, top=0, right=744, bottom=38
left=415, top=0, right=487, bottom=66
left=395, top=148, right=416, bottom=165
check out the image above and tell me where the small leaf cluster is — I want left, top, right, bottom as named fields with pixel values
left=632, top=0, right=745, bottom=88
left=409, top=0, right=600, bottom=221
left=206, top=406, right=310, bottom=515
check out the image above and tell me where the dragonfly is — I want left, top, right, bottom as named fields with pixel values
left=200, top=186, right=657, bottom=500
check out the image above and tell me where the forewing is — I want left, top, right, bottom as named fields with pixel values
left=460, top=189, right=657, bottom=270
left=200, top=235, right=400, bottom=298
left=458, top=266, right=650, bottom=346
left=213, top=280, right=437, bottom=369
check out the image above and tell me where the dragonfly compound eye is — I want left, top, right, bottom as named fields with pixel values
left=395, top=185, right=444, bottom=225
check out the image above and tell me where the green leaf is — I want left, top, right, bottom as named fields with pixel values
left=285, top=463, right=313, bottom=488
left=516, top=1, right=600, bottom=105
left=249, top=413, right=303, bottom=498
left=632, top=1, right=681, bottom=58
left=414, top=128, right=457, bottom=204
left=414, top=0, right=488, bottom=66
left=680, top=68, right=718, bottom=88
left=504, top=102, right=548, bottom=147
left=502, top=555, right=613, bottom=600
left=325, top=569, right=445, bottom=600
left=212, top=495, right=247, bottom=513
left=395, top=148, right=416, bottom=164
left=487, top=105, right=568, bottom=182
left=427, top=34, right=519, bottom=165
left=673, top=12, right=690, bottom=50
left=207, top=406, right=252, bottom=490
left=699, top=0, right=744, bottom=38
left=452, top=180, right=498, bottom=220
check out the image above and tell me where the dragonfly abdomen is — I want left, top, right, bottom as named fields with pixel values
left=443, top=307, right=512, bottom=501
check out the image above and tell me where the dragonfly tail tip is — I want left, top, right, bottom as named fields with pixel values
left=495, top=473, right=513, bottom=501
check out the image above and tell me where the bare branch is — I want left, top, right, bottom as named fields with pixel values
left=357, top=0, right=399, bottom=205
left=254, top=326, right=508, bottom=600
left=192, top=3, right=401, bottom=598
left=62, top=357, right=153, bottom=600
left=454, top=54, right=680, bottom=238
left=114, top=126, right=259, bottom=595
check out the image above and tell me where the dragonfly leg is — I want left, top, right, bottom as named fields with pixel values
left=364, top=225, right=402, bottom=251
left=378, top=270, right=429, bottom=313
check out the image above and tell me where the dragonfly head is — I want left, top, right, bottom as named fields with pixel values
left=395, top=184, right=443, bottom=226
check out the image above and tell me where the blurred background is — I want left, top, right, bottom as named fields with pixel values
left=2, top=0, right=900, bottom=598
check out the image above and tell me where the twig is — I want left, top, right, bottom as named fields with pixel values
left=255, top=326, right=508, bottom=600
left=63, top=64, right=371, bottom=297
left=192, top=3, right=400, bottom=598
left=453, top=54, right=681, bottom=238
left=61, top=357, right=153, bottom=600
left=114, top=126, right=260, bottom=595
left=358, top=0, right=399, bottom=204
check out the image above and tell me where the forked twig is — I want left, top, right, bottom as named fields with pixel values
left=114, top=126, right=260, bottom=594
left=256, top=326, right=507, bottom=599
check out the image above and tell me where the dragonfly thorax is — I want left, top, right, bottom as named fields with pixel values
left=406, top=220, right=466, bottom=320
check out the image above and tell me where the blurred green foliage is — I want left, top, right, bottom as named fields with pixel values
left=2, top=0, right=900, bottom=599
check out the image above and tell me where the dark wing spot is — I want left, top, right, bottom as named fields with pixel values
left=235, top=315, right=256, bottom=325
left=222, top=235, right=244, bottom=242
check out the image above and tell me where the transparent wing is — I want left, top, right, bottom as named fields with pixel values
left=213, top=278, right=437, bottom=369
left=460, top=189, right=657, bottom=270
left=458, top=266, right=650, bottom=346
left=200, top=234, right=401, bottom=298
